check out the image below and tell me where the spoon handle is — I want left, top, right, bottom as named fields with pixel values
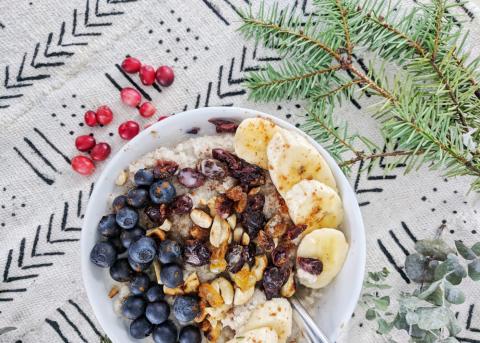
left=290, top=296, right=331, bottom=343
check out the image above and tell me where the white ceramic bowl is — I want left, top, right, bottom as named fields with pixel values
left=81, top=106, right=366, bottom=342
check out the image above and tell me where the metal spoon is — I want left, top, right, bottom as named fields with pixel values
left=290, top=296, right=331, bottom=343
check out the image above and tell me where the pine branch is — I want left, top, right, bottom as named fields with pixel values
left=339, top=150, right=420, bottom=168
left=334, top=0, right=353, bottom=58
left=310, top=79, right=362, bottom=102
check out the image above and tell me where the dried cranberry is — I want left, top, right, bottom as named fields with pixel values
left=285, top=224, right=307, bottom=241
left=208, top=119, right=239, bottom=133
left=212, top=149, right=242, bottom=170
left=184, top=240, right=211, bottom=266
left=153, top=160, right=179, bottom=179
left=243, top=242, right=256, bottom=267
left=272, top=243, right=293, bottom=268
left=265, top=215, right=287, bottom=238
left=297, top=257, right=323, bottom=275
left=171, top=194, right=193, bottom=214
left=263, top=266, right=289, bottom=300
left=226, top=244, right=245, bottom=273
left=226, top=186, right=244, bottom=201
left=246, top=194, right=265, bottom=212
left=144, top=204, right=168, bottom=224
left=177, top=168, right=206, bottom=188
left=198, top=159, right=227, bottom=180
left=214, top=194, right=233, bottom=219
left=256, top=230, right=275, bottom=254
left=241, top=210, right=265, bottom=238
left=211, top=149, right=265, bottom=187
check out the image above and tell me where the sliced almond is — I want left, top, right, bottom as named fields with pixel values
left=241, top=232, right=250, bottom=245
left=164, top=286, right=185, bottom=296
left=199, top=283, right=224, bottom=308
left=210, top=242, right=228, bottom=274
left=205, top=305, right=231, bottom=321
left=233, top=227, right=244, bottom=243
left=230, top=265, right=256, bottom=291
left=251, top=255, right=268, bottom=282
left=158, top=219, right=172, bottom=231
left=207, top=196, right=217, bottom=217
left=152, top=260, right=162, bottom=284
left=233, top=286, right=255, bottom=305
left=280, top=272, right=296, bottom=298
left=184, top=272, right=200, bottom=294
left=190, top=209, right=213, bottom=228
left=146, top=227, right=166, bottom=241
left=211, top=277, right=234, bottom=305
left=190, top=225, right=210, bottom=240
left=226, top=214, right=237, bottom=229
left=248, top=187, right=261, bottom=195
left=115, top=170, right=128, bottom=186
left=210, top=215, right=231, bottom=248
left=108, top=286, right=119, bottom=299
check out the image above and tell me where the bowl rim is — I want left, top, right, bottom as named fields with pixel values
left=81, top=106, right=366, bottom=342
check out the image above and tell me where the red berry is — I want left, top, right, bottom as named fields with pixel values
left=155, top=66, right=175, bottom=87
left=120, top=87, right=141, bottom=107
left=121, top=57, right=141, bottom=73
left=75, top=135, right=96, bottom=152
left=96, top=106, right=114, bottom=125
left=90, top=142, right=111, bottom=161
left=139, top=102, right=157, bottom=118
left=158, top=115, right=169, bottom=121
left=84, top=110, right=98, bottom=127
left=71, top=155, right=95, bottom=175
left=139, top=65, right=156, bottom=86
left=118, top=121, right=140, bottom=140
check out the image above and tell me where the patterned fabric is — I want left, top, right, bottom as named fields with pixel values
left=1, top=0, right=480, bottom=342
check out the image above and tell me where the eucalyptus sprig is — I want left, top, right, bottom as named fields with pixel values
left=361, top=239, right=480, bottom=342
left=239, top=0, right=480, bottom=190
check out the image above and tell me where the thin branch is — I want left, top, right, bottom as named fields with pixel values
left=339, top=150, right=419, bottom=167
left=349, top=65, right=397, bottom=101
left=335, top=0, right=353, bottom=58
left=431, top=0, right=445, bottom=61
left=311, top=79, right=363, bottom=102
left=310, top=115, right=360, bottom=156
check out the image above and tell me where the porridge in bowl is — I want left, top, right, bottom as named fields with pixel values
left=89, top=117, right=348, bottom=343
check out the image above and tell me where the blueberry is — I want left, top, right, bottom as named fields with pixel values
left=112, top=195, right=128, bottom=213
left=90, top=241, right=117, bottom=268
left=145, top=300, right=170, bottom=324
left=128, top=255, right=152, bottom=272
left=126, top=188, right=149, bottom=208
left=129, top=316, right=153, bottom=339
left=116, top=206, right=139, bottom=229
left=146, top=284, right=164, bottom=302
left=97, top=214, right=120, bottom=237
left=149, top=181, right=176, bottom=204
left=129, top=237, right=157, bottom=264
left=160, top=263, right=184, bottom=288
left=158, top=239, right=183, bottom=264
left=135, top=168, right=155, bottom=186
left=108, top=236, right=126, bottom=254
left=122, top=295, right=146, bottom=320
left=130, top=273, right=151, bottom=295
left=179, top=325, right=202, bottom=343
left=110, top=258, right=134, bottom=282
left=120, top=226, right=145, bottom=248
left=153, top=320, right=177, bottom=343
left=173, top=296, right=200, bottom=322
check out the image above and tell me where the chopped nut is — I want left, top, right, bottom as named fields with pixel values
left=195, top=299, right=208, bottom=323
left=108, top=286, right=119, bottom=299
left=164, top=286, right=185, bottom=295
left=190, top=209, right=213, bottom=228
left=184, top=272, right=200, bottom=294
left=233, top=227, right=244, bottom=243
left=234, top=193, right=248, bottom=213
left=115, top=170, right=128, bottom=186
left=233, top=285, right=255, bottom=305
left=199, top=283, right=224, bottom=307
left=226, top=214, right=237, bottom=229
left=226, top=185, right=244, bottom=201
left=158, top=219, right=172, bottom=231
left=210, top=241, right=228, bottom=274
left=280, top=271, right=296, bottom=298
left=203, top=318, right=221, bottom=343
left=211, top=277, right=234, bottom=305
left=248, top=187, right=261, bottom=195
left=152, top=260, right=162, bottom=284
left=251, top=255, right=268, bottom=282
left=190, top=225, right=210, bottom=240
left=198, top=198, right=208, bottom=206
left=241, top=232, right=250, bottom=245
left=205, top=305, right=231, bottom=321
left=210, top=215, right=231, bottom=248
left=256, top=230, right=274, bottom=253
left=230, top=264, right=256, bottom=291
left=265, top=214, right=287, bottom=238
left=146, top=227, right=166, bottom=241
left=207, top=196, right=217, bottom=217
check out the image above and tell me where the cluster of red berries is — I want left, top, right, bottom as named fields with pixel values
left=71, top=57, right=175, bottom=176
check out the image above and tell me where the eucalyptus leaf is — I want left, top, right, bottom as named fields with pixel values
left=468, top=259, right=480, bottom=281
left=455, top=240, right=477, bottom=260
left=377, top=319, right=394, bottom=335
left=435, top=254, right=466, bottom=285
left=417, top=280, right=441, bottom=300
left=373, top=296, right=390, bottom=311
left=424, top=286, right=444, bottom=306
left=415, top=239, right=454, bottom=261
left=444, top=282, right=465, bottom=304
left=417, top=307, right=450, bottom=330
left=405, top=253, right=435, bottom=283
left=393, top=312, right=408, bottom=331
left=472, top=242, right=480, bottom=256
left=364, top=281, right=392, bottom=289
left=366, top=308, right=376, bottom=320
left=439, top=338, right=459, bottom=343
left=406, top=311, right=419, bottom=325
left=447, top=311, right=462, bottom=336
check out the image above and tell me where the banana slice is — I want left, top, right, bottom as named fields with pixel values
left=296, top=228, right=349, bottom=289
left=234, top=117, right=279, bottom=169
left=227, top=327, right=279, bottom=343
left=284, top=180, right=343, bottom=233
left=267, top=130, right=337, bottom=196
left=240, top=298, right=292, bottom=343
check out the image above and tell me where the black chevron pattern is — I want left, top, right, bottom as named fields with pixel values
left=0, top=0, right=137, bottom=110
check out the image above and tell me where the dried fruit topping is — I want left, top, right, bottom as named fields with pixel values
left=212, top=148, right=242, bottom=170
left=139, top=65, right=156, bottom=86
left=243, top=242, right=256, bottom=267
left=230, top=265, right=256, bottom=291
left=246, top=193, right=265, bottom=212
left=225, top=243, right=245, bottom=273
left=184, top=240, right=211, bottom=266
left=96, top=105, right=114, bottom=125
left=262, top=266, right=289, bottom=300
left=75, top=135, right=96, bottom=152
left=265, top=214, right=288, bottom=238
left=208, top=118, right=239, bottom=133
left=198, top=159, right=227, bottom=180
left=209, top=215, right=231, bottom=247
left=90, top=142, right=111, bottom=161
left=234, top=193, right=248, bottom=213
left=139, top=102, right=157, bottom=118
left=272, top=243, right=294, bottom=268
left=256, top=230, right=275, bottom=254
left=121, top=57, right=142, bottom=73
left=285, top=224, right=307, bottom=241
left=214, top=194, right=233, bottom=219
left=84, top=110, right=98, bottom=127
left=210, top=242, right=228, bottom=273
left=212, top=149, right=265, bottom=188
left=190, top=225, right=210, bottom=241
left=177, top=168, right=206, bottom=188
left=71, top=155, right=95, bottom=175
left=156, top=65, right=175, bottom=87
left=199, top=283, right=224, bottom=308
left=171, top=194, right=193, bottom=214
left=297, top=257, right=323, bottom=275
left=226, top=186, right=244, bottom=201
left=241, top=210, right=265, bottom=238
left=153, top=160, right=179, bottom=179
left=120, top=87, right=142, bottom=107
left=144, top=204, right=168, bottom=224
left=118, top=120, right=140, bottom=140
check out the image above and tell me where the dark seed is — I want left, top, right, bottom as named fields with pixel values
left=177, top=168, right=206, bottom=188
left=297, top=257, right=323, bottom=275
